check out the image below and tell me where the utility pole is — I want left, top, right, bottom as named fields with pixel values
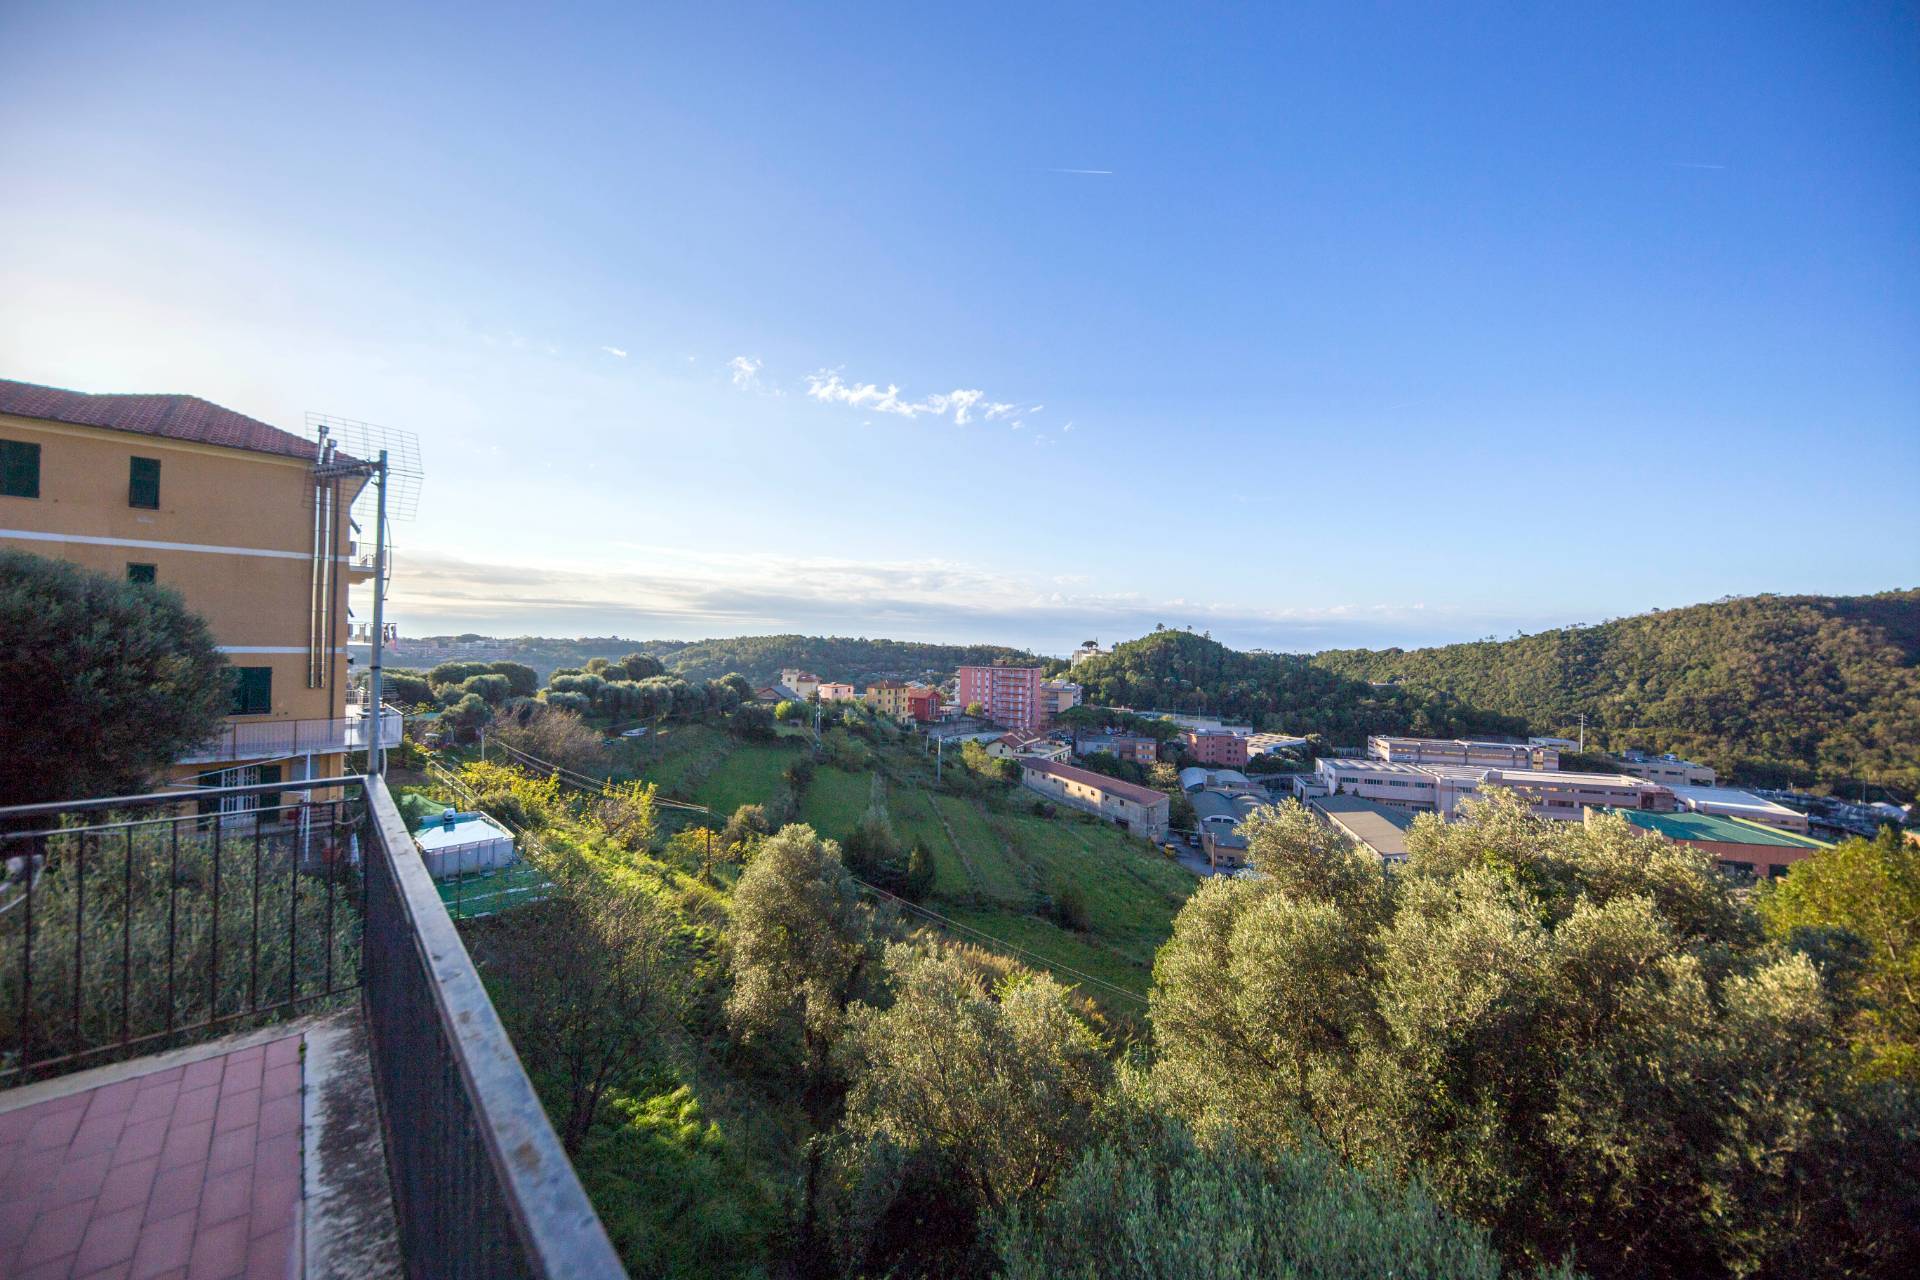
left=935, top=734, right=943, bottom=784
left=368, top=448, right=390, bottom=776
left=1577, top=712, right=1586, bottom=753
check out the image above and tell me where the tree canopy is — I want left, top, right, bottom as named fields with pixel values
left=1759, top=825, right=1920, bottom=1082
left=1148, top=791, right=1918, bottom=1278
left=0, top=550, right=229, bottom=806
left=1070, top=592, right=1920, bottom=794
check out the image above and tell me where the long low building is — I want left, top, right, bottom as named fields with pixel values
left=1019, top=758, right=1170, bottom=840
left=1601, top=809, right=1830, bottom=879
left=1670, top=785, right=1808, bottom=833
left=1310, top=794, right=1415, bottom=864
left=1613, top=752, right=1717, bottom=787
left=1368, top=735, right=1559, bottom=771
left=1316, top=757, right=1675, bottom=822
left=1246, top=732, right=1310, bottom=757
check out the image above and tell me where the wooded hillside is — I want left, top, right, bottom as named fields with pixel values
left=1071, top=591, right=1920, bottom=794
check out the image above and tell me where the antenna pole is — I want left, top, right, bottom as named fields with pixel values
left=369, top=449, right=390, bottom=776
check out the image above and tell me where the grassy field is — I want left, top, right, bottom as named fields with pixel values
left=478, top=715, right=1197, bottom=1020
left=798, top=765, right=874, bottom=839
left=689, top=742, right=804, bottom=817
left=619, top=723, right=732, bottom=797
left=829, top=738, right=1197, bottom=1017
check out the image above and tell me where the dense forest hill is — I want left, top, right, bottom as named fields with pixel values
left=1311, top=590, right=1920, bottom=794
left=1066, top=629, right=1529, bottom=744
left=1071, top=591, right=1920, bottom=795
left=385, top=633, right=1038, bottom=684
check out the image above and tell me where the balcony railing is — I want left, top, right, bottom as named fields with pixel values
left=0, top=775, right=625, bottom=1279
left=177, top=704, right=405, bottom=764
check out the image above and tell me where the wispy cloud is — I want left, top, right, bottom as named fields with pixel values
left=728, top=355, right=762, bottom=388
left=1048, top=168, right=1114, bottom=175
left=598, top=345, right=629, bottom=358
left=1666, top=161, right=1726, bottom=171
left=804, top=369, right=1036, bottom=427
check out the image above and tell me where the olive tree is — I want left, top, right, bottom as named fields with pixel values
left=726, top=824, right=873, bottom=1254
left=0, top=550, right=228, bottom=806
left=1148, top=791, right=1910, bottom=1279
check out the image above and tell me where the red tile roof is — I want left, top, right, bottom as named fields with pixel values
left=0, top=378, right=319, bottom=461
left=1020, top=758, right=1169, bottom=808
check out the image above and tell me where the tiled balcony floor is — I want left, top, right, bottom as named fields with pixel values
left=0, top=1032, right=301, bottom=1279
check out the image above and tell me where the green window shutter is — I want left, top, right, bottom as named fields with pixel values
left=127, top=563, right=157, bottom=584
left=129, top=456, right=161, bottom=509
left=0, top=439, right=41, bottom=499
left=230, top=666, right=273, bottom=716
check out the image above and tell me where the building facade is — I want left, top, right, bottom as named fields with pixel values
left=815, top=681, right=857, bottom=702
left=1074, top=733, right=1160, bottom=766
left=865, top=680, right=910, bottom=718
left=956, top=665, right=1047, bottom=732
left=905, top=687, right=943, bottom=723
left=1069, top=640, right=1107, bottom=667
left=778, top=669, right=821, bottom=700
left=1183, top=728, right=1249, bottom=767
left=1614, top=753, right=1717, bottom=787
left=1367, top=736, right=1559, bottom=771
left=0, top=379, right=398, bottom=803
left=1315, top=757, right=1675, bottom=822
left=1019, top=759, right=1169, bottom=840
left=987, top=732, right=1069, bottom=762
left=1041, top=678, right=1082, bottom=715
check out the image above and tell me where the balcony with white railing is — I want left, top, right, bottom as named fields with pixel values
left=177, top=703, right=405, bottom=764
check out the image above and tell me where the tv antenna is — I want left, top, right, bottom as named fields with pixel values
left=308, top=413, right=425, bottom=775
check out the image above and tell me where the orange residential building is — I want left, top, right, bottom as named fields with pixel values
left=0, top=379, right=400, bottom=807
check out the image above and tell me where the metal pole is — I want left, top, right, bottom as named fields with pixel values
left=368, top=450, right=390, bottom=776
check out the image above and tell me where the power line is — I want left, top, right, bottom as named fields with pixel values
left=479, top=738, right=714, bottom=814
left=454, top=743, right=1151, bottom=1008
left=850, top=876, right=1150, bottom=1009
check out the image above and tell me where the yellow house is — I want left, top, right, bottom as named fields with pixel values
left=0, top=378, right=394, bottom=805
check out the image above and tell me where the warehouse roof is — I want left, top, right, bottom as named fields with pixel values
left=1021, top=759, right=1167, bottom=808
left=1311, top=795, right=1415, bottom=860
left=1612, top=809, right=1830, bottom=850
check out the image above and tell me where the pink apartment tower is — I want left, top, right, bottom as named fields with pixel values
left=956, top=665, right=1048, bottom=733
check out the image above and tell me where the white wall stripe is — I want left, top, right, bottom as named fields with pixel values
left=0, top=528, right=358, bottom=562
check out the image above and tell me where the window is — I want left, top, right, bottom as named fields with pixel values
left=229, top=666, right=272, bottom=716
left=127, top=563, right=157, bottom=584
left=1, top=439, right=40, bottom=498
left=129, top=456, right=161, bottom=509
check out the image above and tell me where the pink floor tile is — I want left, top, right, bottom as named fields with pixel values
left=0, top=1033, right=306, bottom=1280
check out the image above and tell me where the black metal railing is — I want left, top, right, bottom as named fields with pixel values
left=1, top=777, right=367, bottom=1079
left=0, top=776, right=625, bottom=1280
left=357, top=778, right=626, bottom=1280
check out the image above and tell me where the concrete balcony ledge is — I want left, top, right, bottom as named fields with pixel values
left=177, top=708, right=404, bottom=765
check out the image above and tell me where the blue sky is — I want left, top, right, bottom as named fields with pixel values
left=2, top=1, right=1915, bottom=655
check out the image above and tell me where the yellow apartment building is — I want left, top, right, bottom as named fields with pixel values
left=0, top=378, right=397, bottom=809
left=864, top=680, right=911, bottom=719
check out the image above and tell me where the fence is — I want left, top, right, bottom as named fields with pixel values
left=175, top=704, right=405, bottom=764
left=0, top=776, right=625, bottom=1280
left=0, top=778, right=366, bottom=1079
